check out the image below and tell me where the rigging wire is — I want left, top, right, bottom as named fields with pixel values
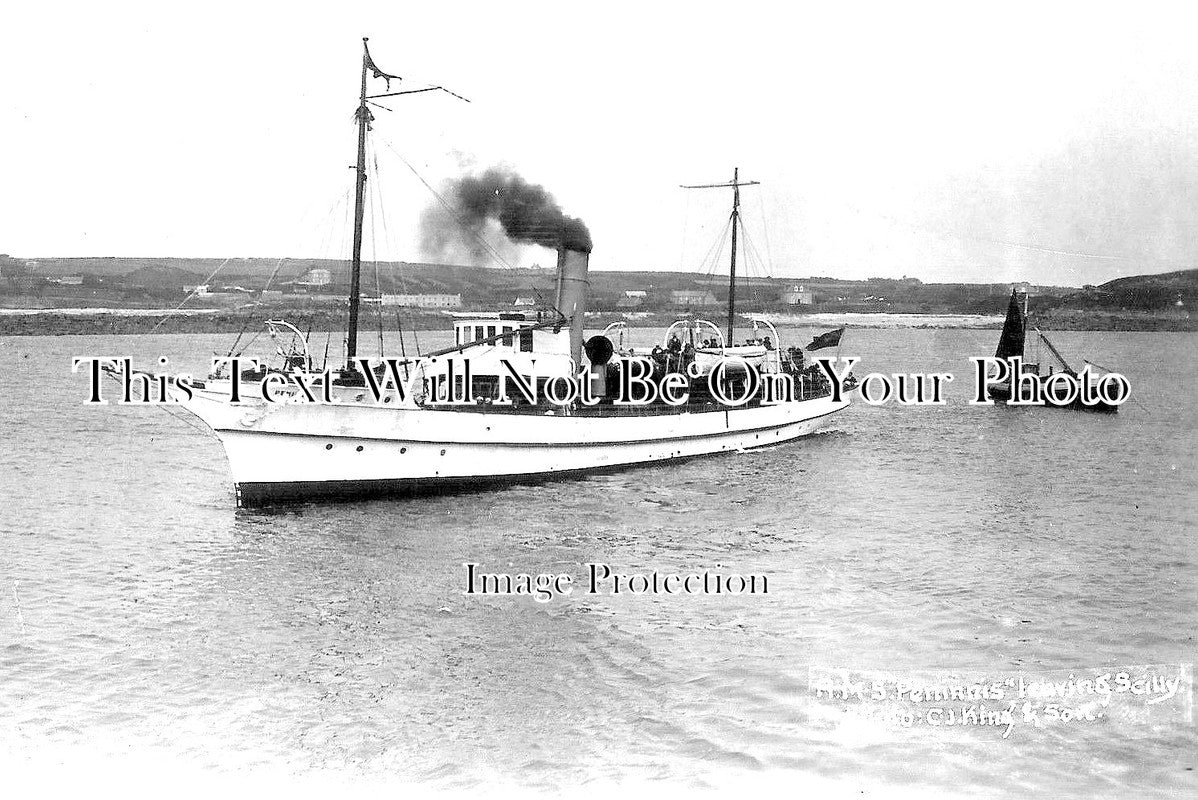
left=101, top=371, right=216, bottom=439
left=738, top=219, right=762, bottom=276
left=149, top=257, right=233, bottom=333
left=376, top=136, right=515, bottom=270
left=736, top=216, right=765, bottom=305
left=679, top=191, right=691, bottom=272
left=739, top=217, right=778, bottom=306
left=755, top=189, right=775, bottom=275
left=227, top=313, right=256, bottom=356
left=227, top=181, right=353, bottom=360
left=371, top=142, right=425, bottom=356
left=855, top=204, right=1141, bottom=263
left=698, top=215, right=734, bottom=277
left=368, top=144, right=385, bottom=358
left=227, top=260, right=289, bottom=359
left=234, top=326, right=263, bottom=358
left=335, top=168, right=355, bottom=366
left=259, top=257, right=288, bottom=295
left=369, top=135, right=420, bottom=358
left=156, top=403, right=216, bottom=438
left=312, top=188, right=353, bottom=271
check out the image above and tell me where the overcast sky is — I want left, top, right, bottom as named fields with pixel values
left=4, top=1, right=1197, bottom=285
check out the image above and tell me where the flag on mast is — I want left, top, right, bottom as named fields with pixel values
left=806, top=328, right=845, bottom=351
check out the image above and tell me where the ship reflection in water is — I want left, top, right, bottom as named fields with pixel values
left=2, top=328, right=1195, bottom=795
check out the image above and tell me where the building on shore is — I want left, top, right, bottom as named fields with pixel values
left=670, top=289, right=718, bottom=307
left=290, top=268, right=333, bottom=291
left=616, top=295, right=644, bottom=310
left=380, top=293, right=463, bottom=309
left=781, top=284, right=814, bottom=305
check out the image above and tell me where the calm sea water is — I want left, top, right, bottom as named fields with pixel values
left=1, top=328, right=1195, bottom=797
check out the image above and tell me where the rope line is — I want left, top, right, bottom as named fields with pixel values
left=377, top=136, right=515, bottom=270
left=102, top=370, right=216, bottom=439
left=756, top=189, right=775, bottom=275
left=368, top=145, right=385, bottom=357
left=149, top=257, right=233, bottom=333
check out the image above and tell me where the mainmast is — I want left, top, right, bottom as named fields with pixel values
left=681, top=169, right=760, bottom=344
left=727, top=168, right=741, bottom=344
left=342, top=38, right=467, bottom=370
left=346, top=39, right=372, bottom=366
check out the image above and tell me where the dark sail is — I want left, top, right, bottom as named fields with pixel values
left=807, top=327, right=845, bottom=351
left=995, top=290, right=1025, bottom=360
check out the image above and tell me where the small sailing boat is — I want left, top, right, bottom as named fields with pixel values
left=987, top=289, right=1119, bottom=413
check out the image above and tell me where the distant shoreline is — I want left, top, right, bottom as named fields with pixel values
left=0, top=308, right=1193, bottom=336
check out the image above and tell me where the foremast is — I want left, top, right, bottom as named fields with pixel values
left=346, top=40, right=374, bottom=366
left=343, top=39, right=466, bottom=370
left=682, top=169, right=760, bottom=344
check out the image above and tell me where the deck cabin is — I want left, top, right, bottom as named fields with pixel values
left=449, top=312, right=569, bottom=356
left=428, top=311, right=575, bottom=405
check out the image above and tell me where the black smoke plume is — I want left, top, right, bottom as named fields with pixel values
left=420, top=166, right=592, bottom=262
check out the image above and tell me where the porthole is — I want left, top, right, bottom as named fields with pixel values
left=325, top=443, right=333, bottom=450
left=440, top=449, right=446, bottom=456
left=356, top=445, right=364, bottom=452
left=400, top=447, right=407, bottom=454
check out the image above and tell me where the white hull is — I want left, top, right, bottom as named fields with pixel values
left=178, top=388, right=848, bottom=505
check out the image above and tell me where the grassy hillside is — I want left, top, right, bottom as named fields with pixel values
left=1037, top=268, right=1197, bottom=314
left=1, top=253, right=1194, bottom=330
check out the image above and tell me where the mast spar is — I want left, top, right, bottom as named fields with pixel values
left=681, top=169, right=760, bottom=344
left=346, top=39, right=372, bottom=368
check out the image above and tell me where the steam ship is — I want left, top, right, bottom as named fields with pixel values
left=165, top=40, right=850, bottom=506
